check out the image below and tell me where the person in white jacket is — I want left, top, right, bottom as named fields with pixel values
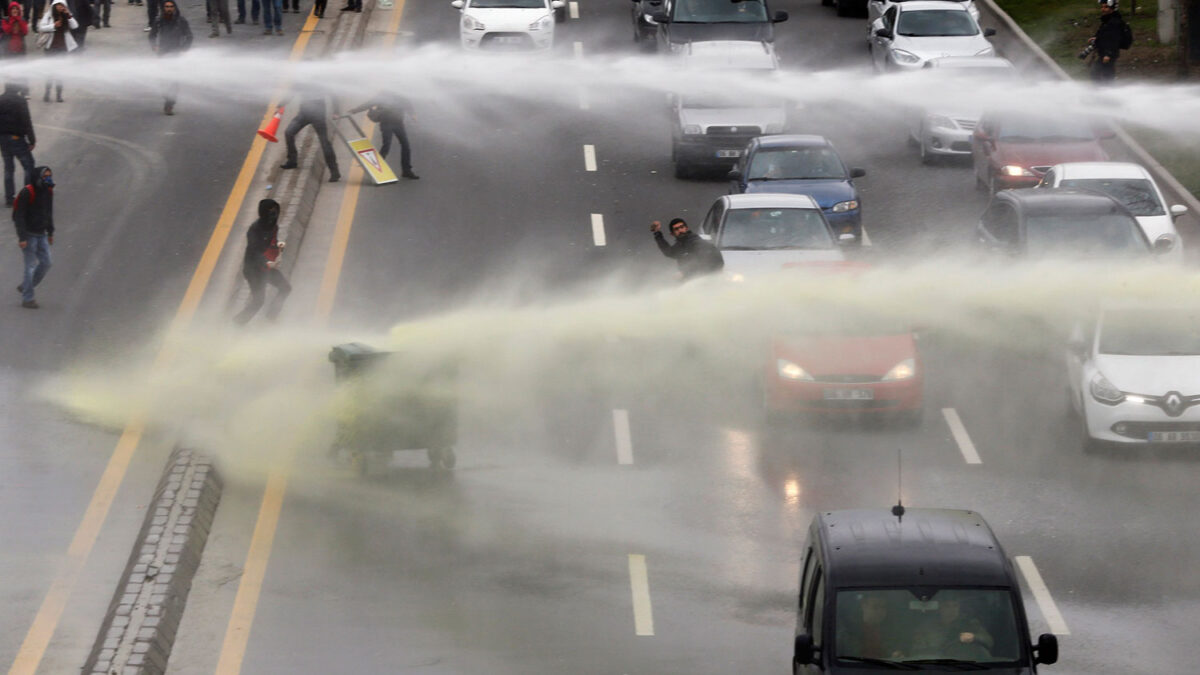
left=37, top=0, right=76, bottom=102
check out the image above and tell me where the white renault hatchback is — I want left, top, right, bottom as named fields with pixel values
left=452, top=0, right=564, bottom=52
left=1068, top=306, right=1200, bottom=452
left=869, top=1, right=995, bottom=72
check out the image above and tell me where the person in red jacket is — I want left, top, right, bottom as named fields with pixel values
left=1, top=2, right=29, bottom=57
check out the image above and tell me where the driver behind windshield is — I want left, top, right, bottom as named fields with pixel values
left=909, top=592, right=995, bottom=658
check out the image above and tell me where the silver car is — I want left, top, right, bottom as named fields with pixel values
left=869, top=0, right=995, bottom=72
left=909, top=56, right=1015, bottom=163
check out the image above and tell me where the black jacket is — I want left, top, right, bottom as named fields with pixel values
left=12, top=165, right=52, bottom=241
left=1093, top=11, right=1124, bottom=60
left=149, top=10, right=192, bottom=54
left=243, top=199, right=281, bottom=274
left=348, top=95, right=410, bottom=127
left=654, top=230, right=724, bottom=280
left=0, top=84, right=35, bottom=144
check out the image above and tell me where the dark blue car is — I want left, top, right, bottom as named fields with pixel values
left=729, top=135, right=866, bottom=244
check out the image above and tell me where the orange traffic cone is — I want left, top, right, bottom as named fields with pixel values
left=258, top=106, right=284, bottom=143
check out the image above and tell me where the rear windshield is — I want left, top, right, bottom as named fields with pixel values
left=718, top=208, right=835, bottom=249
left=835, top=588, right=1023, bottom=667
left=747, top=147, right=846, bottom=180
left=471, top=0, right=544, bottom=7
left=672, top=0, right=768, bottom=22
left=1059, top=178, right=1165, bottom=217
left=1099, top=309, right=1200, bottom=355
left=1024, top=213, right=1147, bottom=256
left=996, top=117, right=1095, bottom=143
left=896, top=9, right=978, bottom=37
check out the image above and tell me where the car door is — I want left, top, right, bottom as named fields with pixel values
left=798, top=568, right=826, bottom=673
left=702, top=198, right=727, bottom=241
left=871, top=6, right=898, bottom=70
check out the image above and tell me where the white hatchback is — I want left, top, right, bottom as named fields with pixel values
left=869, top=1, right=995, bottom=72
left=451, top=0, right=564, bottom=52
left=1038, top=162, right=1187, bottom=263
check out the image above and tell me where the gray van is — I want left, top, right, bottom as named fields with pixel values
left=794, top=508, right=1059, bottom=673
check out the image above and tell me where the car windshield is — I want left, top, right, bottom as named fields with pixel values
left=996, top=117, right=1095, bottom=143
left=1024, top=213, right=1147, bottom=256
left=672, top=0, right=768, bottom=22
left=1059, top=178, right=1165, bottom=216
left=834, top=588, right=1023, bottom=667
left=1099, top=309, right=1200, bottom=355
left=470, top=0, right=544, bottom=8
left=747, top=148, right=845, bottom=180
left=786, top=310, right=910, bottom=336
left=896, top=9, right=978, bottom=37
left=681, top=82, right=785, bottom=108
left=718, top=208, right=835, bottom=249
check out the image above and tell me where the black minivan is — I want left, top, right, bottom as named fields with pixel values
left=794, top=508, right=1059, bottom=673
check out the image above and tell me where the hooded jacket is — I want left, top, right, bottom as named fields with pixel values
left=12, top=165, right=53, bottom=242
left=149, top=2, right=192, bottom=54
left=242, top=199, right=282, bottom=274
left=37, top=0, right=78, bottom=52
left=0, top=82, right=35, bottom=144
left=1, top=2, right=28, bottom=55
left=1093, top=10, right=1125, bottom=60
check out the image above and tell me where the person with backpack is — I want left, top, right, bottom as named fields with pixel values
left=651, top=218, right=724, bottom=281
left=13, top=165, right=54, bottom=309
left=1088, top=0, right=1130, bottom=84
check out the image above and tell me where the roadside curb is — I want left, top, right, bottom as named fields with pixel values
left=978, top=0, right=1200, bottom=233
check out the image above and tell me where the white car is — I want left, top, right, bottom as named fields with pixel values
left=867, top=0, right=979, bottom=42
left=696, top=193, right=850, bottom=280
left=1068, top=306, right=1200, bottom=451
left=451, top=0, right=564, bottom=52
left=909, top=56, right=1015, bottom=164
left=1037, top=162, right=1187, bottom=262
left=870, top=1, right=995, bottom=72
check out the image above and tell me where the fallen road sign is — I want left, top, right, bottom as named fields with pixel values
left=332, top=115, right=398, bottom=185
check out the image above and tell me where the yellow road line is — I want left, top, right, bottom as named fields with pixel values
left=213, top=4, right=408, bottom=673
left=5, top=14, right=323, bottom=675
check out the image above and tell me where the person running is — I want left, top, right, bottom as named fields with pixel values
left=148, top=0, right=191, bottom=115
left=1, top=2, right=29, bottom=56
left=234, top=199, right=292, bottom=324
left=13, top=165, right=55, bottom=309
left=36, top=0, right=76, bottom=102
left=0, top=81, right=36, bottom=207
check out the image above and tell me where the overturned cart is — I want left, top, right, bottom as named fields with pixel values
left=328, top=343, right=458, bottom=473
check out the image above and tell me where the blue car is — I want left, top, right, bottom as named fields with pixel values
left=729, top=135, right=866, bottom=244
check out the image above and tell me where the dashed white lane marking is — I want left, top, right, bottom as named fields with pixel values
left=1015, top=556, right=1071, bottom=636
left=583, top=144, right=597, bottom=172
left=613, top=408, right=632, bottom=463
left=942, top=408, right=981, bottom=464
left=578, top=89, right=590, bottom=110
left=592, top=213, right=607, bottom=247
left=573, top=41, right=584, bottom=59
left=628, top=554, right=655, bottom=636
left=861, top=225, right=872, bottom=247
left=568, top=1, right=579, bottom=18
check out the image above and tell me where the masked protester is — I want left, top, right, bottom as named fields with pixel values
left=13, top=165, right=54, bottom=309
left=148, top=0, right=191, bottom=115
left=651, top=218, right=724, bottom=281
left=1, top=2, right=29, bottom=56
left=234, top=199, right=292, bottom=324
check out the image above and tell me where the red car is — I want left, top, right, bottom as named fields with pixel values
left=971, top=112, right=1111, bottom=193
left=764, top=307, right=923, bottom=425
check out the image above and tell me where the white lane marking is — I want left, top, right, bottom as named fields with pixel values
left=573, top=41, right=583, bottom=59
left=578, top=88, right=590, bottom=110
left=628, top=554, right=655, bottom=636
left=1015, top=556, right=1071, bottom=636
left=583, top=144, right=597, bottom=172
left=592, top=213, right=607, bottom=247
left=861, top=225, right=872, bottom=247
left=568, top=0, right=579, bottom=18
left=941, top=408, right=981, bottom=464
left=613, top=408, right=632, bottom=463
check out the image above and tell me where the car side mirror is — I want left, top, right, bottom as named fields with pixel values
left=849, top=167, right=866, bottom=178
left=1170, top=204, right=1188, bottom=218
left=551, top=0, right=564, bottom=6
left=984, top=27, right=996, bottom=36
left=837, top=232, right=856, bottom=245
left=1153, top=233, right=1178, bottom=255
left=727, top=168, right=742, bottom=180
left=1034, top=633, right=1058, bottom=665
left=794, top=634, right=815, bottom=666
left=874, top=27, right=893, bottom=39
left=451, top=0, right=464, bottom=7
left=773, top=9, right=788, bottom=21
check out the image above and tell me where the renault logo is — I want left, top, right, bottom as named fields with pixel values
left=1164, top=392, right=1185, bottom=417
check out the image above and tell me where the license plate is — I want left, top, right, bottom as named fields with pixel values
left=1148, top=430, right=1200, bottom=442
left=493, top=36, right=525, bottom=44
left=716, top=149, right=742, bottom=158
left=823, top=388, right=874, bottom=400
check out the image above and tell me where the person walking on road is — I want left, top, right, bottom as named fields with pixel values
left=0, top=81, right=36, bottom=206
left=346, top=94, right=419, bottom=179
left=149, top=0, right=191, bottom=115
left=205, top=0, right=230, bottom=37
left=1088, top=0, right=1128, bottom=84
left=13, top=165, right=54, bottom=309
left=92, top=0, right=110, bottom=27
left=234, top=198, right=292, bottom=324
left=2, top=2, right=29, bottom=55
left=260, top=0, right=280, bottom=34
left=37, top=0, right=76, bottom=102
left=651, top=218, right=724, bottom=281
left=280, top=85, right=340, bottom=182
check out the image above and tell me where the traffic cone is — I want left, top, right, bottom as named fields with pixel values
left=258, top=106, right=284, bottom=143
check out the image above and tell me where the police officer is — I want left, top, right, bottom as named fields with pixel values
left=280, top=84, right=340, bottom=182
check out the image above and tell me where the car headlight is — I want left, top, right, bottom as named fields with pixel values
left=764, top=122, right=785, bottom=134
left=727, top=272, right=745, bottom=283
left=891, top=49, right=921, bottom=64
left=462, top=15, right=485, bottom=30
left=777, top=359, right=814, bottom=381
left=682, top=124, right=702, bottom=135
left=881, top=358, right=915, bottom=381
left=830, top=200, right=859, bottom=213
left=529, top=14, right=552, bottom=30
left=1000, top=165, right=1034, bottom=177
left=926, top=114, right=957, bottom=130
left=1089, top=372, right=1125, bottom=405
left=974, top=46, right=994, bottom=56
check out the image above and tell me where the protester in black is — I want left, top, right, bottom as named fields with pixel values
left=652, top=218, right=724, bottom=280
left=234, top=198, right=292, bottom=324
left=280, top=85, right=340, bottom=182
left=66, top=0, right=88, bottom=47
left=346, top=94, right=418, bottom=179
left=0, top=81, right=35, bottom=206
left=149, top=0, right=191, bottom=115
left=13, top=165, right=53, bottom=308
left=1089, top=0, right=1125, bottom=84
